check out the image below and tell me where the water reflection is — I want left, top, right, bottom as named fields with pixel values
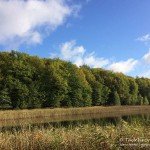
left=1, top=114, right=149, bottom=132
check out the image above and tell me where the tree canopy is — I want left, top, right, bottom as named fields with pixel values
left=0, top=51, right=150, bottom=109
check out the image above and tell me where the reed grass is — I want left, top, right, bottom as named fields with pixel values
left=1, top=106, right=150, bottom=120
left=0, top=106, right=150, bottom=128
left=0, top=121, right=149, bottom=150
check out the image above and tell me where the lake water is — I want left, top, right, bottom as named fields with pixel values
left=1, top=113, right=149, bottom=132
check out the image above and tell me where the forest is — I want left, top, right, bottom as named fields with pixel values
left=0, top=51, right=150, bottom=109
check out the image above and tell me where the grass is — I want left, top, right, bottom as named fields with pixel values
left=0, top=106, right=150, bottom=128
left=0, top=106, right=149, bottom=149
left=0, top=120, right=150, bottom=150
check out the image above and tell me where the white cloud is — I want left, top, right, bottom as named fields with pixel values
left=51, top=40, right=109, bottom=68
left=139, top=70, right=150, bottom=78
left=60, top=40, right=85, bottom=60
left=51, top=41, right=141, bottom=75
left=136, top=34, right=150, bottom=42
left=139, top=50, right=150, bottom=78
left=108, top=59, right=138, bottom=74
left=143, top=50, right=150, bottom=64
left=136, top=36, right=150, bottom=78
left=84, top=53, right=109, bottom=68
left=0, top=0, right=76, bottom=47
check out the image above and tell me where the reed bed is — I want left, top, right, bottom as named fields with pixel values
left=0, top=121, right=150, bottom=150
left=1, top=106, right=150, bottom=121
left=0, top=106, right=150, bottom=128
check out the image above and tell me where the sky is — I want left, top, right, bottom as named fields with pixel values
left=0, top=0, right=150, bottom=78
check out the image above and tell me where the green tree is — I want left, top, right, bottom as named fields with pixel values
left=137, top=95, right=144, bottom=105
left=81, top=66, right=103, bottom=106
left=7, top=77, right=29, bottom=109
left=0, top=88, right=11, bottom=108
left=136, top=77, right=150, bottom=101
left=143, top=97, right=149, bottom=105
left=113, top=91, right=121, bottom=105
left=0, top=51, right=150, bottom=109
left=67, top=64, right=92, bottom=107
left=128, top=78, right=138, bottom=105
left=42, top=59, right=68, bottom=107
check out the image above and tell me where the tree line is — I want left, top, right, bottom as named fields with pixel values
left=0, top=51, right=149, bottom=109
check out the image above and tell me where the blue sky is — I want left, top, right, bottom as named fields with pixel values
left=0, top=0, right=150, bottom=78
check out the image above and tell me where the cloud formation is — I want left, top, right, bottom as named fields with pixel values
left=60, top=40, right=85, bottom=60
left=140, top=70, right=150, bottom=78
left=136, top=34, right=150, bottom=42
left=143, top=50, right=150, bottom=64
left=51, top=40, right=109, bottom=68
left=135, top=34, right=150, bottom=78
left=50, top=40, right=138, bottom=73
left=0, top=0, right=75, bottom=47
left=50, top=40, right=150, bottom=78
left=108, top=59, right=138, bottom=74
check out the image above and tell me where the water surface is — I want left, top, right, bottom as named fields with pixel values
left=1, top=113, right=149, bottom=132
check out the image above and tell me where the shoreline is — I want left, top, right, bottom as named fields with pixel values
left=0, top=106, right=150, bottom=127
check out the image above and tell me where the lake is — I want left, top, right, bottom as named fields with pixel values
left=1, top=112, right=149, bottom=132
